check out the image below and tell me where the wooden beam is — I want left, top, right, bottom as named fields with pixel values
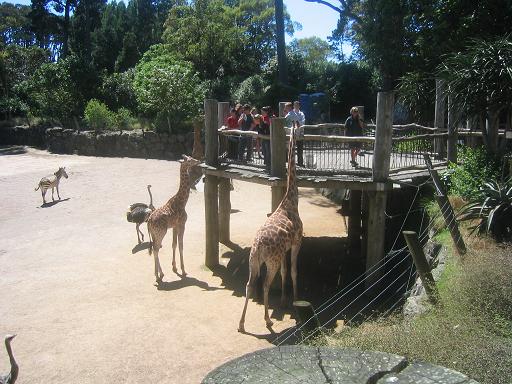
left=366, top=190, right=387, bottom=287
left=372, top=91, right=394, bottom=182
left=348, top=190, right=362, bottom=256
left=205, top=99, right=219, bottom=167
left=447, top=93, right=457, bottom=163
left=204, top=99, right=219, bottom=267
left=218, top=177, right=231, bottom=244
left=403, top=231, right=440, bottom=304
left=434, top=79, right=447, bottom=157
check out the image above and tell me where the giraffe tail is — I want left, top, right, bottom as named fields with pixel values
left=34, top=184, right=40, bottom=191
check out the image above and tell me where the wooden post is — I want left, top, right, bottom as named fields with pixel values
left=424, top=154, right=466, bottom=256
left=293, top=300, right=321, bottom=336
left=204, top=99, right=219, bottom=267
left=205, top=99, right=219, bottom=167
left=348, top=190, right=362, bottom=256
left=279, top=102, right=289, bottom=118
left=403, top=231, right=440, bottom=305
left=372, top=92, right=394, bottom=181
left=217, top=102, right=230, bottom=128
left=447, top=93, right=457, bottom=164
left=217, top=102, right=230, bottom=156
left=218, top=178, right=231, bottom=244
left=434, top=194, right=466, bottom=255
left=271, top=117, right=287, bottom=212
left=367, top=91, right=394, bottom=286
left=434, top=79, right=447, bottom=157
left=361, top=191, right=369, bottom=262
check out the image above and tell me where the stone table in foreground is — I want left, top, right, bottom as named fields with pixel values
left=202, top=346, right=479, bottom=384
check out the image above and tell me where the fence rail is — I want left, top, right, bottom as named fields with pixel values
left=218, top=123, right=448, bottom=175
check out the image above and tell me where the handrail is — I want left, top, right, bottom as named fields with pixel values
left=219, top=127, right=375, bottom=144
left=392, top=133, right=448, bottom=142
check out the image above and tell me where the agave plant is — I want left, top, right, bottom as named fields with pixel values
left=458, top=178, right=512, bottom=242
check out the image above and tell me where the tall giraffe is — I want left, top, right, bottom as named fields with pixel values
left=238, top=121, right=303, bottom=332
left=147, top=155, right=200, bottom=283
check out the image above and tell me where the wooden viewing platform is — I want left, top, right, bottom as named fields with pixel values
left=199, top=90, right=470, bottom=284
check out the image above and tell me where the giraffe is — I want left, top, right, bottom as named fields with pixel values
left=147, top=155, right=201, bottom=283
left=238, top=121, right=303, bottom=332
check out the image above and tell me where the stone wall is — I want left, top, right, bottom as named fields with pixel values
left=0, top=125, right=194, bottom=160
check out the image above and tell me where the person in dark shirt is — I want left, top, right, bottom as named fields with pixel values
left=345, top=106, right=364, bottom=167
left=238, top=104, right=254, bottom=161
left=254, top=113, right=271, bottom=171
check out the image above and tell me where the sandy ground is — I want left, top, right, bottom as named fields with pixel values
left=0, top=146, right=345, bottom=383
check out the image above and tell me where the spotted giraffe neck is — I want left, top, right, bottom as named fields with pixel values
left=282, top=122, right=298, bottom=209
left=171, top=164, right=192, bottom=207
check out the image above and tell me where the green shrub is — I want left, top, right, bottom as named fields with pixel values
left=447, top=146, right=501, bottom=200
left=458, top=178, right=512, bottom=241
left=113, top=107, right=135, bottom=131
left=84, top=99, right=114, bottom=131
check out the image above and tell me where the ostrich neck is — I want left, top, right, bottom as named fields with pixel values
left=148, top=188, right=153, bottom=208
left=5, top=340, right=18, bottom=380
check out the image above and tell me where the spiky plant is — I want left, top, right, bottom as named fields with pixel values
left=458, top=178, right=512, bottom=242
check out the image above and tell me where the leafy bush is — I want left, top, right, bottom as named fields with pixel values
left=84, top=99, right=114, bottom=131
left=134, top=46, right=205, bottom=133
left=113, top=107, right=135, bottom=131
left=232, top=75, right=266, bottom=106
left=459, top=178, right=512, bottom=241
left=447, top=146, right=501, bottom=200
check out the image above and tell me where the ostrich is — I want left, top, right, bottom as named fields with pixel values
left=127, top=185, right=155, bottom=244
left=1, top=335, right=18, bottom=384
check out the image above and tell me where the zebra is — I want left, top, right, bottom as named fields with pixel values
left=35, top=167, right=69, bottom=204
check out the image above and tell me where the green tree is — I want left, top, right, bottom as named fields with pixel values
left=22, top=55, right=83, bottom=123
left=0, top=3, right=33, bottom=47
left=133, top=46, right=205, bottom=132
left=100, top=69, right=137, bottom=113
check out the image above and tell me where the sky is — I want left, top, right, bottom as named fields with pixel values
left=5, top=0, right=341, bottom=42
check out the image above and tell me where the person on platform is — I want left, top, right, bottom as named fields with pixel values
left=345, top=106, right=364, bottom=167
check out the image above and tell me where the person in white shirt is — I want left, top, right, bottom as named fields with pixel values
left=285, top=101, right=305, bottom=166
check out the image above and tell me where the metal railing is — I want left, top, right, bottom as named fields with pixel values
left=218, top=123, right=449, bottom=176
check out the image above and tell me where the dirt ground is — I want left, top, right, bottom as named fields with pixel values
left=0, top=146, right=345, bottom=383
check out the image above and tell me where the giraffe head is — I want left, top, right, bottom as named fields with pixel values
left=180, top=155, right=202, bottom=188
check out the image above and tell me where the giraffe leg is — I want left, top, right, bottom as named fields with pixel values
left=149, top=225, right=166, bottom=282
left=238, top=257, right=259, bottom=333
left=171, top=228, right=178, bottom=273
left=280, top=255, right=288, bottom=307
left=290, top=242, right=301, bottom=301
left=177, top=223, right=186, bottom=277
left=136, top=223, right=143, bottom=244
left=263, top=261, right=279, bottom=328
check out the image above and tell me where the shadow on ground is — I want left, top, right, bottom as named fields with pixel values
left=156, top=275, right=225, bottom=292
left=0, top=145, right=27, bottom=156
left=38, top=197, right=70, bottom=208
left=212, top=236, right=414, bottom=334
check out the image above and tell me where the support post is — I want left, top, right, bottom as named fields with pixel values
left=447, top=93, right=457, bottom=163
left=434, top=194, right=466, bottom=255
left=218, top=178, right=231, bottom=244
left=271, top=117, right=287, bottom=212
left=424, top=155, right=466, bottom=256
left=293, top=300, right=321, bottom=336
left=348, top=190, right=362, bottom=256
left=434, top=79, right=447, bottom=157
left=403, top=231, right=440, bottom=305
left=217, top=102, right=230, bottom=128
left=204, top=99, right=219, bottom=267
left=366, top=91, right=394, bottom=286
